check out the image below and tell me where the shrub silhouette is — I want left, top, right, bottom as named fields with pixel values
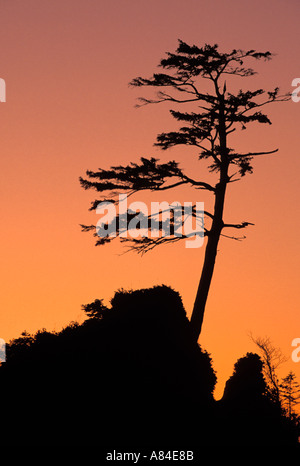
left=218, top=353, right=299, bottom=445
left=0, top=285, right=216, bottom=445
left=1, top=287, right=298, bottom=445
left=222, top=352, right=266, bottom=402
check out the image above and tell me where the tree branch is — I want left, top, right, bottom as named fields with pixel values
left=229, top=148, right=278, bottom=160
left=223, top=221, right=254, bottom=229
left=220, top=233, right=247, bottom=241
left=181, top=174, right=215, bottom=191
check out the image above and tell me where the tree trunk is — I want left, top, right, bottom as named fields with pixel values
left=190, top=179, right=226, bottom=341
left=190, top=89, right=228, bottom=341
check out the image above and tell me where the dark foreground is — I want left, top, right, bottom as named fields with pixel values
left=1, top=286, right=298, bottom=446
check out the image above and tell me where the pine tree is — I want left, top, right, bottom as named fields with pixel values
left=280, top=371, right=300, bottom=419
left=80, top=41, right=289, bottom=340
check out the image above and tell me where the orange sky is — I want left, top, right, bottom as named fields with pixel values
left=0, top=0, right=299, bottom=399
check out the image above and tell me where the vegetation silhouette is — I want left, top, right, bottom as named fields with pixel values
left=80, top=40, right=290, bottom=340
left=218, top=353, right=299, bottom=445
left=1, top=286, right=299, bottom=445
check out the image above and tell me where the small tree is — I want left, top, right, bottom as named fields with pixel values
left=280, top=372, right=300, bottom=419
left=251, top=335, right=288, bottom=407
left=80, top=41, right=289, bottom=340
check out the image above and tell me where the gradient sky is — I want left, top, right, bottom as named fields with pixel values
left=0, top=0, right=299, bottom=398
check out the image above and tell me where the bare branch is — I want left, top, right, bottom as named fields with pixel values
left=149, top=180, right=189, bottom=191
left=120, top=230, right=208, bottom=255
left=229, top=148, right=278, bottom=160
left=203, top=210, right=214, bottom=220
left=220, top=233, right=246, bottom=241
left=223, top=221, right=254, bottom=229
left=251, top=335, right=288, bottom=405
left=181, top=174, right=215, bottom=191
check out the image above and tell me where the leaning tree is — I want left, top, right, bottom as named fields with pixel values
left=80, top=40, right=289, bottom=341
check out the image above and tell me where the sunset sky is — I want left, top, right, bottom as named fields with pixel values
left=0, top=0, right=299, bottom=398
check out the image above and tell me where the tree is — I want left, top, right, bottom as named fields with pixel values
left=251, top=335, right=288, bottom=407
left=80, top=40, right=289, bottom=341
left=81, top=298, right=109, bottom=319
left=280, top=372, right=300, bottom=419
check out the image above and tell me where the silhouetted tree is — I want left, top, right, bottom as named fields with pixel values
left=251, top=335, right=288, bottom=408
left=80, top=40, right=289, bottom=340
left=81, top=298, right=109, bottom=319
left=280, top=372, right=300, bottom=419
